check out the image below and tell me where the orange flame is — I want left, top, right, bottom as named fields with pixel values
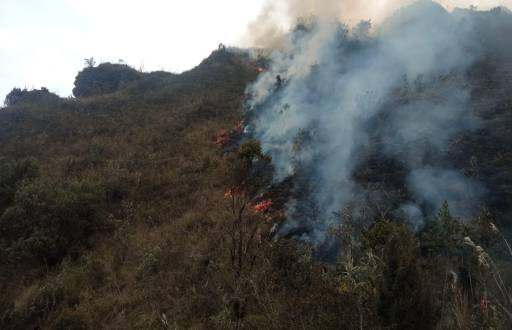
left=213, top=121, right=244, bottom=147
left=224, top=186, right=245, bottom=199
left=214, top=129, right=230, bottom=146
left=253, top=199, right=273, bottom=213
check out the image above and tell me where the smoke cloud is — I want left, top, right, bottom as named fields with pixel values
left=246, top=0, right=512, bottom=47
left=245, top=0, right=512, bottom=247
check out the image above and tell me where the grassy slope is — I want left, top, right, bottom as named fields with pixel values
left=0, top=49, right=262, bottom=329
left=1, top=48, right=511, bottom=329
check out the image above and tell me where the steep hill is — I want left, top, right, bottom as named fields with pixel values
left=1, top=9, right=512, bottom=329
left=0, top=48, right=268, bottom=329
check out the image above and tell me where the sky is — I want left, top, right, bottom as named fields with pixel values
left=2, top=0, right=511, bottom=102
left=0, top=0, right=266, bottom=101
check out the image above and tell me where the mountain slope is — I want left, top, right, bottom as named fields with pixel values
left=1, top=18, right=512, bottom=329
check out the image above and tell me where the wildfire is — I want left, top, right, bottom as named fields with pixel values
left=253, top=199, right=272, bottom=213
left=213, top=121, right=244, bottom=147
left=224, top=186, right=245, bottom=199
left=214, top=129, right=230, bottom=146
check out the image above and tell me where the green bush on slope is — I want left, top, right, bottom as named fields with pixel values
left=0, top=179, right=104, bottom=264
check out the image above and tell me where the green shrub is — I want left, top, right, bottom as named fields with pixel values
left=420, top=201, right=464, bottom=258
left=0, top=159, right=39, bottom=213
left=238, top=140, right=271, bottom=164
left=0, top=180, right=104, bottom=264
left=363, top=221, right=436, bottom=329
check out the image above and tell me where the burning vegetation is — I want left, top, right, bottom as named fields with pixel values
left=252, top=198, right=273, bottom=214
left=213, top=121, right=244, bottom=147
left=214, top=129, right=231, bottom=147
left=1, top=1, right=512, bottom=330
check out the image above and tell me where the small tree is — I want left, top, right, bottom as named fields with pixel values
left=222, top=140, right=273, bottom=329
left=4, top=88, right=24, bottom=106
left=421, top=201, right=463, bottom=258
left=84, top=57, right=96, bottom=68
left=373, top=222, right=434, bottom=329
left=238, top=140, right=271, bottom=167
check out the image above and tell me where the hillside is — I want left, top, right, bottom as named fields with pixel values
left=1, top=13, right=512, bottom=330
left=0, top=48, right=268, bottom=329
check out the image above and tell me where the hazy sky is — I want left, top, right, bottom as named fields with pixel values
left=0, top=0, right=266, bottom=101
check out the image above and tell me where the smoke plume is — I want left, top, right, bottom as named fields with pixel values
left=247, top=0, right=512, bottom=47
left=245, top=0, right=512, bottom=248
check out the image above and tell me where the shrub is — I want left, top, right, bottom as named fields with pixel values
left=370, top=222, right=436, bottom=329
left=0, top=180, right=104, bottom=264
left=4, top=87, right=59, bottom=106
left=0, top=159, right=39, bottom=213
left=420, top=201, right=464, bottom=258
left=238, top=140, right=271, bottom=164
left=72, top=62, right=142, bottom=97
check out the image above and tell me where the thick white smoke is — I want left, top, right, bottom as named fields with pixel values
left=245, top=0, right=511, bottom=247
left=247, top=0, right=512, bottom=48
